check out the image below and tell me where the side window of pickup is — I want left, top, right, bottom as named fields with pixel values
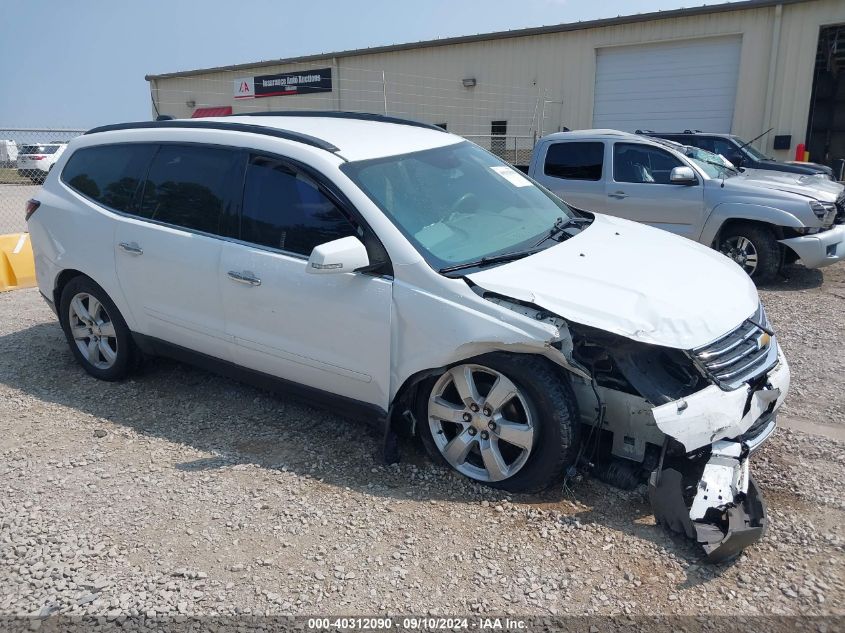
left=543, top=142, right=604, bottom=181
left=613, top=143, right=684, bottom=185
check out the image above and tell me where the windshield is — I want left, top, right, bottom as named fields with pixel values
left=342, top=141, right=578, bottom=271
left=733, top=137, right=770, bottom=161
left=683, top=145, right=738, bottom=178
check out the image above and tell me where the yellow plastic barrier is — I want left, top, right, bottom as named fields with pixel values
left=0, top=233, right=36, bottom=292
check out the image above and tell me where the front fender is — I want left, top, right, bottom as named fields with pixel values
left=388, top=279, right=565, bottom=404
left=699, top=202, right=807, bottom=246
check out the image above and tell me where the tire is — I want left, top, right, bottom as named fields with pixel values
left=418, top=353, right=579, bottom=493
left=58, top=276, right=138, bottom=381
left=718, top=222, right=780, bottom=283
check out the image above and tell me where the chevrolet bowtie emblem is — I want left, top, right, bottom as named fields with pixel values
left=758, top=332, right=771, bottom=348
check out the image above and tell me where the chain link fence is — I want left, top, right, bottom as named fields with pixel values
left=1, top=68, right=548, bottom=235
left=0, top=129, right=85, bottom=234
left=463, top=135, right=536, bottom=168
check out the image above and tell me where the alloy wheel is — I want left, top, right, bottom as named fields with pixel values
left=428, top=364, right=534, bottom=482
left=68, top=292, right=119, bottom=370
left=721, top=236, right=759, bottom=275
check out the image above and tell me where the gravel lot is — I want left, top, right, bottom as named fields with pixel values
left=1, top=263, right=843, bottom=626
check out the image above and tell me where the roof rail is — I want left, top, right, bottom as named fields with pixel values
left=231, top=110, right=447, bottom=133
left=84, top=120, right=339, bottom=152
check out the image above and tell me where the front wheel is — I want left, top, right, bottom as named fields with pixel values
left=418, top=354, right=579, bottom=493
left=718, top=223, right=780, bottom=282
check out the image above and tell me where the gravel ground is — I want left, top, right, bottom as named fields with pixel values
left=1, top=262, right=843, bottom=625
left=758, top=263, right=845, bottom=426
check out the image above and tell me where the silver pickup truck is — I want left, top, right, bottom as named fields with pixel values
left=528, top=130, right=845, bottom=281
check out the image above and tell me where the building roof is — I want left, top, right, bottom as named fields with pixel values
left=146, top=0, right=812, bottom=81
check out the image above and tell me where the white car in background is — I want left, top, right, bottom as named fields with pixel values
left=17, top=143, right=67, bottom=182
left=27, top=112, right=790, bottom=562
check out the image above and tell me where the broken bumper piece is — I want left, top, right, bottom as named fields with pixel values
left=649, top=439, right=767, bottom=563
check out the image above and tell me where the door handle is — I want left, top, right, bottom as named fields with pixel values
left=227, top=270, right=261, bottom=286
left=118, top=241, right=143, bottom=255
left=608, top=191, right=628, bottom=199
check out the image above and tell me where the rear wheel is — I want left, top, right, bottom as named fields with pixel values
left=418, top=353, right=579, bottom=493
left=718, top=223, right=780, bottom=282
left=59, top=276, right=138, bottom=381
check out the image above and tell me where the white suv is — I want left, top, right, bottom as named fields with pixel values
left=27, top=113, right=790, bottom=561
left=17, top=142, right=67, bottom=182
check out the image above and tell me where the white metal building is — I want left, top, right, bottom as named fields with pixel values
left=146, top=0, right=845, bottom=165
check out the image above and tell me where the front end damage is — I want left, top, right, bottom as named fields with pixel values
left=459, top=215, right=787, bottom=561
left=456, top=284, right=789, bottom=561
left=558, top=305, right=789, bottom=562
left=649, top=441, right=769, bottom=563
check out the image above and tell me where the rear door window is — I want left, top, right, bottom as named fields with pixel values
left=241, top=155, right=358, bottom=256
left=543, top=142, right=604, bottom=180
left=62, top=144, right=157, bottom=212
left=138, top=144, right=242, bottom=235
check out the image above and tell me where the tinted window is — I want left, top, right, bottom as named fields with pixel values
left=241, top=155, right=357, bottom=256
left=138, top=145, right=241, bottom=234
left=709, top=138, right=744, bottom=164
left=62, top=144, right=157, bottom=212
left=613, top=143, right=684, bottom=184
left=544, top=142, right=604, bottom=180
left=665, top=135, right=694, bottom=146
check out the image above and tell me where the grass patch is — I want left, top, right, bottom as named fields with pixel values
left=0, top=168, right=33, bottom=185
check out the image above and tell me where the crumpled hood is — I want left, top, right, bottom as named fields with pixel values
left=734, top=169, right=843, bottom=202
left=467, top=214, right=758, bottom=350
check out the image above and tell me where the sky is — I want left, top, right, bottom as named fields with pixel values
left=1, top=0, right=737, bottom=128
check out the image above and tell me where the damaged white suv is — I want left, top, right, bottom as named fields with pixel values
left=28, top=113, right=790, bottom=562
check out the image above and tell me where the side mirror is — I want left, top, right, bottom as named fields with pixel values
left=306, top=236, right=370, bottom=275
left=669, top=166, right=697, bottom=185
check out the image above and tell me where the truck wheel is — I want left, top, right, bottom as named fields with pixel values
left=418, top=353, right=579, bottom=493
left=718, top=223, right=780, bottom=282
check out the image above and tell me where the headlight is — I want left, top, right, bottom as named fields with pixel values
left=809, top=200, right=836, bottom=221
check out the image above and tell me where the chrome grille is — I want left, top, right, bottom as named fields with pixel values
left=836, top=193, right=845, bottom=225
left=692, top=305, right=778, bottom=390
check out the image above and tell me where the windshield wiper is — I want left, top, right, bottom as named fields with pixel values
left=705, top=158, right=739, bottom=174
left=532, top=216, right=591, bottom=247
left=439, top=216, right=591, bottom=274
left=438, top=248, right=545, bottom=274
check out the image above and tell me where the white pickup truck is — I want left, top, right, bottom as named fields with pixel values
left=527, top=129, right=845, bottom=281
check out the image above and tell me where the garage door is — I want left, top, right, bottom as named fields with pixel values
left=592, top=36, right=742, bottom=133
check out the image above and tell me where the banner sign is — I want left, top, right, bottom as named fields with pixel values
left=233, top=77, right=255, bottom=99
left=233, top=68, right=333, bottom=99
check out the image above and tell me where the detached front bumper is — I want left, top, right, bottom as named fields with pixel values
left=650, top=440, right=769, bottom=563
left=647, top=350, right=788, bottom=562
left=780, top=224, right=845, bottom=269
